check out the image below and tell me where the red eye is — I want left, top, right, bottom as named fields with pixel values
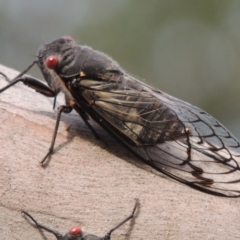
left=45, top=55, right=58, bottom=69
left=63, top=35, right=73, bottom=41
left=69, top=226, right=81, bottom=235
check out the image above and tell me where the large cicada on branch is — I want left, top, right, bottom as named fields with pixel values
left=1, top=36, right=240, bottom=197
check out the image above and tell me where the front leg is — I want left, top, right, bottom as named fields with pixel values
left=0, top=75, right=57, bottom=97
left=41, top=105, right=73, bottom=166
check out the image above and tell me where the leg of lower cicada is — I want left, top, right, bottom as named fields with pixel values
left=40, top=105, right=72, bottom=166
left=22, top=211, right=63, bottom=240
left=102, top=199, right=139, bottom=240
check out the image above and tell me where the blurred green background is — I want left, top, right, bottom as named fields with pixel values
left=0, top=0, right=240, bottom=138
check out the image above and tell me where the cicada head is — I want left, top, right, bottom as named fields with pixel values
left=37, top=36, right=83, bottom=92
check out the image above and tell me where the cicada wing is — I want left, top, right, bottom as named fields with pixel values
left=146, top=91, right=240, bottom=196
left=126, top=142, right=240, bottom=197
left=77, top=74, right=240, bottom=197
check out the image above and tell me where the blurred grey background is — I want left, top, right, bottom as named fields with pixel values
left=0, top=0, right=240, bottom=138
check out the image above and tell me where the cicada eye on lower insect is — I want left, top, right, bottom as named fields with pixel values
left=0, top=35, right=240, bottom=197
left=22, top=199, right=139, bottom=240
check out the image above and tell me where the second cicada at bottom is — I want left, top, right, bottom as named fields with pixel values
left=0, top=36, right=240, bottom=197
left=22, top=199, right=139, bottom=240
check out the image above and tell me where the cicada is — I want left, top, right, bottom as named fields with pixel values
left=22, top=199, right=139, bottom=240
left=0, top=36, right=240, bottom=197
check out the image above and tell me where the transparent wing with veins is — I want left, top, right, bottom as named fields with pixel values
left=77, top=73, right=240, bottom=197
